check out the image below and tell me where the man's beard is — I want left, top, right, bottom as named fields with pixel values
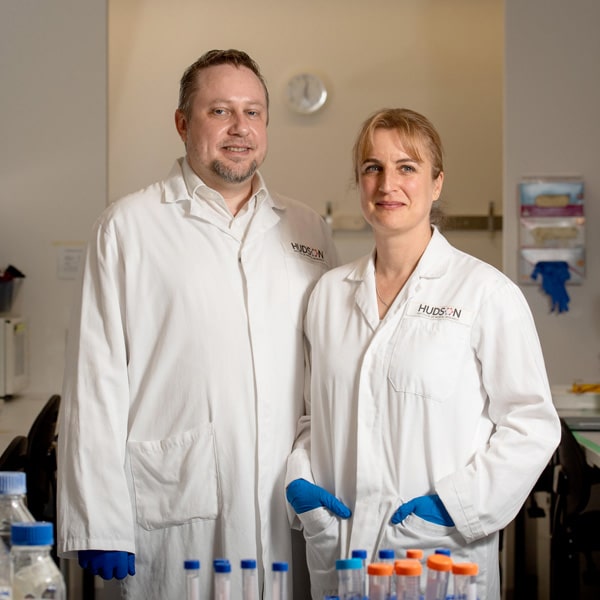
left=211, top=159, right=258, bottom=184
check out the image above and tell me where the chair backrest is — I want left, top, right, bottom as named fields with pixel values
left=0, top=434, right=28, bottom=471
left=25, top=394, right=61, bottom=521
left=554, top=417, right=591, bottom=523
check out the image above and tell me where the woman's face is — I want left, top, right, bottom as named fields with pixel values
left=358, top=128, right=443, bottom=239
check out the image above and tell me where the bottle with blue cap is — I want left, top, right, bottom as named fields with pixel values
left=241, top=558, right=257, bottom=600
left=213, top=559, right=231, bottom=600
left=351, top=549, right=368, bottom=599
left=336, top=558, right=363, bottom=600
left=271, top=561, right=288, bottom=600
left=184, top=559, right=200, bottom=600
left=0, top=472, right=35, bottom=550
left=378, top=548, right=395, bottom=564
left=10, top=521, right=65, bottom=600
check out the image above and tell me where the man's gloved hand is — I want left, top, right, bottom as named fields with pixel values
left=390, top=494, right=454, bottom=526
left=286, top=478, right=352, bottom=518
left=78, top=550, right=136, bottom=580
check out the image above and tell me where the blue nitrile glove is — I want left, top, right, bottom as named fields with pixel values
left=390, top=494, right=454, bottom=526
left=78, top=550, right=136, bottom=580
left=286, top=478, right=352, bottom=518
left=531, top=260, right=570, bottom=313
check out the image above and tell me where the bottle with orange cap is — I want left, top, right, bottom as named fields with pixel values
left=404, top=549, right=425, bottom=596
left=367, top=562, right=394, bottom=600
left=452, top=562, right=478, bottom=600
left=394, top=558, right=421, bottom=600
left=424, top=553, right=452, bottom=600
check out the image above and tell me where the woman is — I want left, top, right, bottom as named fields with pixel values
left=285, top=108, right=560, bottom=600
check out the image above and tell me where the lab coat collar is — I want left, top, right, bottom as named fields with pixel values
left=162, top=158, right=278, bottom=230
left=345, top=226, right=451, bottom=284
left=346, top=226, right=452, bottom=329
left=414, top=226, right=454, bottom=280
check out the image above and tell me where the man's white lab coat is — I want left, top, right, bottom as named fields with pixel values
left=58, top=159, right=337, bottom=599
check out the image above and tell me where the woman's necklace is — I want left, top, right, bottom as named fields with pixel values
left=375, top=285, right=391, bottom=308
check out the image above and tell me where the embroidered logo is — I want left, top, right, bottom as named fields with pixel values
left=406, top=300, right=473, bottom=325
left=290, top=242, right=325, bottom=263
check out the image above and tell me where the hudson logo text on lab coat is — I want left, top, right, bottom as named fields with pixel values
left=290, top=242, right=325, bottom=262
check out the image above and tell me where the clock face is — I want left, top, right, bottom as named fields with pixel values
left=286, top=73, right=328, bottom=114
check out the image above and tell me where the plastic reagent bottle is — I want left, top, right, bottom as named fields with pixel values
left=0, top=471, right=36, bottom=597
left=395, top=559, right=421, bottom=600
left=336, top=558, right=363, bottom=600
left=367, top=562, right=393, bottom=600
left=351, top=549, right=368, bottom=600
left=0, top=472, right=35, bottom=551
left=184, top=559, right=200, bottom=600
left=424, top=554, right=452, bottom=600
left=404, top=549, right=425, bottom=597
left=213, top=559, right=231, bottom=600
left=10, top=521, right=65, bottom=600
left=241, top=559, right=257, bottom=600
left=271, top=561, right=288, bottom=600
left=452, top=562, right=478, bottom=600
left=378, top=549, right=395, bottom=563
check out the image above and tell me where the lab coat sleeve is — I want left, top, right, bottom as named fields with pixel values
left=285, top=292, right=320, bottom=527
left=435, top=279, right=561, bottom=543
left=57, top=216, right=136, bottom=557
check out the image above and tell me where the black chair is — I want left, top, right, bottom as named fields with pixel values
left=550, top=418, right=600, bottom=599
left=0, top=434, right=28, bottom=471
left=25, top=394, right=61, bottom=525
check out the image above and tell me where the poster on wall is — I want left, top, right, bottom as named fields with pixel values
left=518, top=177, right=585, bottom=285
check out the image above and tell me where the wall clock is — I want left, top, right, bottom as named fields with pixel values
left=285, top=73, right=328, bottom=114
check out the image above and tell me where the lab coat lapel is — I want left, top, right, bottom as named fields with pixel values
left=350, top=251, right=380, bottom=331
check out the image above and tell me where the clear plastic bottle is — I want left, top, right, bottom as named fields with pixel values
left=213, top=559, right=231, bottom=600
left=0, top=473, right=35, bottom=600
left=336, top=558, right=363, bottom=600
left=377, top=549, right=395, bottom=564
left=424, top=554, right=452, bottom=600
left=452, top=562, right=478, bottom=600
left=271, top=561, right=288, bottom=600
left=351, top=549, right=368, bottom=600
left=0, top=543, right=10, bottom=600
left=367, top=563, right=393, bottom=600
left=184, top=559, right=200, bottom=600
left=241, top=559, right=257, bottom=600
left=404, top=549, right=425, bottom=597
left=394, top=559, right=421, bottom=600
left=0, top=472, right=35, bottom=550
left=10, top=521, right=65, bottom=600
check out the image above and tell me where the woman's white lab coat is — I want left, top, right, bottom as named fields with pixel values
left=286, top=228, right=560, bottom=600
left=57, top=159, right=337, bottom=599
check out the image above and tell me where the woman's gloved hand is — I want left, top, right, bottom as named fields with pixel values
left=286, top=478, right=352, bottom=518
left=78, top=550, right=136, bottom=579
left=390, top=494, right=454, bottom=526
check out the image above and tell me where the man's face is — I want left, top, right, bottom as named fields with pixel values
left=175, top=64, right=268, bottom=195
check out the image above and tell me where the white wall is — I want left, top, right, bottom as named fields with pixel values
left=0, top=0, right=107, bottom=394
left=1, top=0, right=505, bottom=394
left=505, top=0, right=600, bottom=384
left=109, top=0, right=504, bottom=266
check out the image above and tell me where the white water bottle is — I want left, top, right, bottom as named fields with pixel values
left=10, top=522, right=65, bottom=600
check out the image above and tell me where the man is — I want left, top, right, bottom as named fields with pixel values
left=57, top=49, right=337, bottom=599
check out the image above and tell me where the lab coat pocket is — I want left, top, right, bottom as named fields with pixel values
left=128, top=423, right=220, bottom=530
left=387, top=512, right=464, bottom=553
left=300, top=508, right=341, bottom=593
left=387, top=316, right=470, bottom=403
